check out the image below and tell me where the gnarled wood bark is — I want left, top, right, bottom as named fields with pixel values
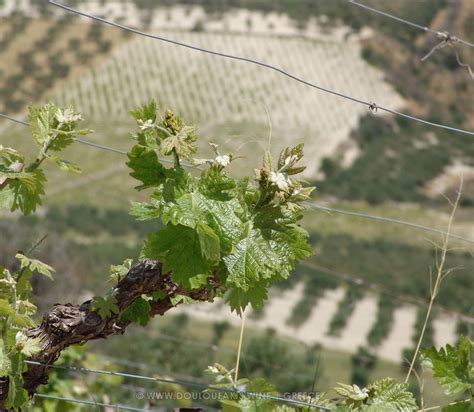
left=0, top=259, right=221, bottom=410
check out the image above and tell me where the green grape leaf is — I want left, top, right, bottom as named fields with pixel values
left=0, top=169, right=29, bottom=183
left=0, top=299, right=15, bottom=317
left=0, top=103, right=90, bottom=218
left=199, top=168, right=236, bottom=200
left=196, top=222, right=220, bottom=263
left=0, top=169, right=37, bottom=205
left=223, top=224, right=276, bottom=290
left=127, top=145, right=167, bottom=190
left=10, top=313, right=35, bottom=328
left=170, top=294, right=199, bottom=306
left=135, top=167, right=193, bottom=224
left=160, top=189, right=214, bottom=228
left=367, top=378, right=417, bottom=411
left=130, top=100, right=157, bottom=123
left=3, top=330, right=16, bottom=352
left=5, top=375, right=29, bottom=410
left=335, top=383, right=369, bottom=401
left=0, top=147, right=25, bottom=166
left=198, top=198, right=244, bottom=255
left=17, top=299, right=37, bottom=315
left=15, top=268, right=33, bottom=297
left=160, top=125, right=197, bottom=160
left=28, top=103, right=88, bottom=152
left=109, top=258, right=133, bottom=283
left=143, top=225, right=212, bottom=289
left=421, top=336, right=472, bottom=396
left=254, top=205, right=313, bottom=278
left=252, top=204, right=293, bottom=231
left=120, top=297, right=151, bottom=326
left=48, top=135, right=74, bottom=153
left=15, top=253, right=55, bottom=280
left=28, top=103, right=58, bottom=147
left=9, top=352, right=27, bottom=377
left=0, top=281, right=14, bottom=300
left=132, top=129, right=160, bottom=149
left=130, top=201, right=162, bottom=221
left=90, top=294, right=119, bottom=319
left=236, top=378, right=277, bottom=412
left=277, top=144, right=304, bottom=170
left=0, top=185, right=15, bottom=211
left=162, top=192, right=205, bottom=228
left=4, top=169, right=46, bottom=215
left=266, top=227, right=313, bottom=279
left=226, top=279, right=269, bottom=314
left=161, top=166, right=192, bottom=200
left=55, top=127, right=93, bottom=137
left=246, top=377, right=277, bottom=393
left=0, top=341, right=12, bottom=376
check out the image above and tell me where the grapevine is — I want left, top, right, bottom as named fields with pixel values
left=0, top=102, right=471, bottom=411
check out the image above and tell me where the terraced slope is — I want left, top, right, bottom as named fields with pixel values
left=176, top=285, right=458, bottom=363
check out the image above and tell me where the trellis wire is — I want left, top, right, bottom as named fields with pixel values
left=2, top=111, right=474, bottom=246
left=304, top=203, right=474, bottom=245
left=98, top=337, right=315, bottom=382
left=86, top=347, right=318, bottom=401
left=98, top=349, right=312, bottom=395
left=0, top=112, right=28, bottom=126
left=0, top=113, right=194, bottom=168
left=34, top=393, right=156, bottom=411
left=26, top=361, right=331, bottom=410
left=100, top=336, right=315, bottom=385
left=46, top=0, right=474, bottom=136
left=96, top=353, right=204, bottom=382
left=0, top=112, right=127, bottom=155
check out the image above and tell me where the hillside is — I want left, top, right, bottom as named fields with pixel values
left=0, top=1, right=473, bottom=409
left=53, top=31, right=404, bottom=176
left=2, top=0, right=473, bottom=200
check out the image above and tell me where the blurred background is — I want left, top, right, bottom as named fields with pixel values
left=0, top=0, right=473, bottom=410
